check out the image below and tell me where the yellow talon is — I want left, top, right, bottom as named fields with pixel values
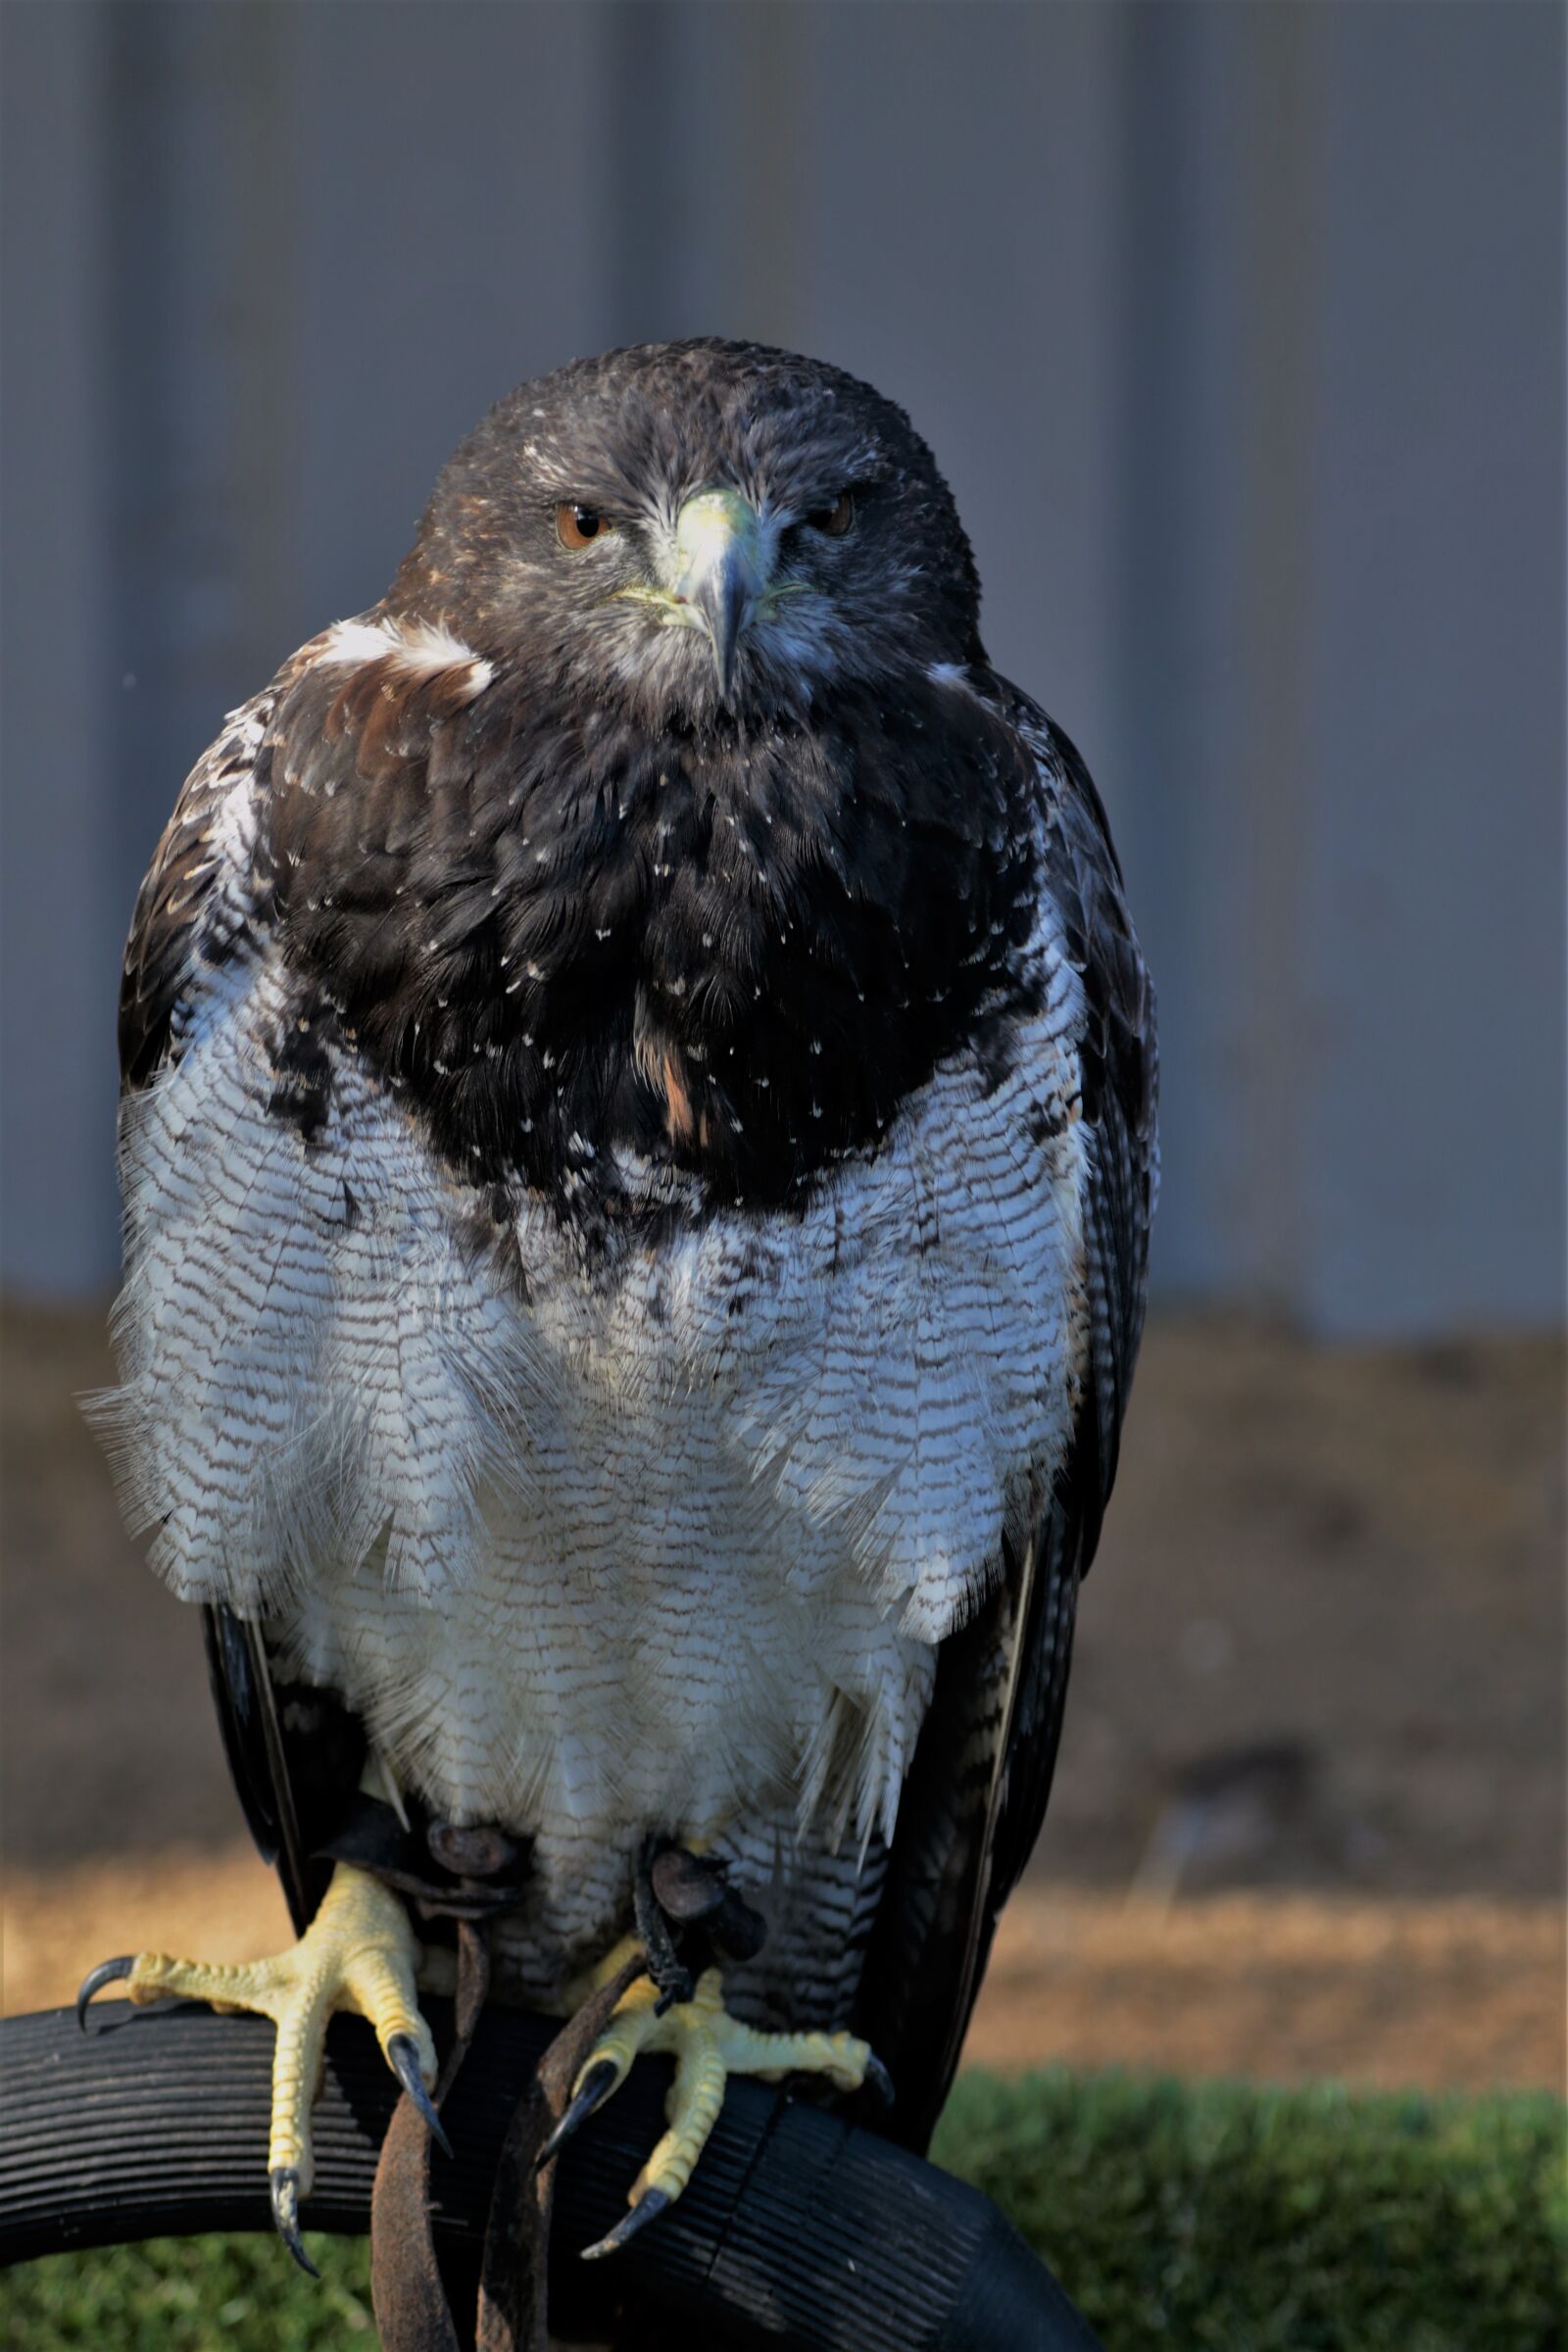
left=564, top=1957, right=883, bottom=2256
left=79, top=1861, right=440, bottom=2269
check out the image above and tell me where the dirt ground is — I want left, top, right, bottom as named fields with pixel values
left=3, top=1300, right=1563, bottom=2090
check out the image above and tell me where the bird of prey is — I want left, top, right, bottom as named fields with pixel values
left=83, top=340, right=1156, bottom=2275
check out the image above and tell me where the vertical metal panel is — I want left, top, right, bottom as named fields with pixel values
left=1108, top=4, right=1255, bottom=1304
left=1108, top=0, right=1565, bottom=1331
left=105, top=4, right=299, bottom=940
left=1299, top=0, right=1566, bottom=1331
left=1231, top=2, right=1316, bottom=1311
left=604, top=0, right=807, bottom=349
left=0, top=1, right=121, bottom=1292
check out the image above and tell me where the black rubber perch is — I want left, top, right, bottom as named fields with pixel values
left=0, top=2001, right=1101, bottom=2350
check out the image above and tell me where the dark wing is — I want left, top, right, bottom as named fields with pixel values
left=201, top=1605, right=362, bottom=1935
left=118, top=631, right=333, bottom=1091
left=854, top=692, right=1157, bottom=2150
left=119, top=640, right=362, bottom=1934
left=120, top=710, right=262, bottom=1091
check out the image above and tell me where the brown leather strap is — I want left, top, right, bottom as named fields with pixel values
left=372, top=1925, right=646, bottom=2352
left=368, top=1822, right=677, bottom=2347
left=370, top=1916, right=492, bottom=2352
left=474, top=1952, right=646, bottom=2352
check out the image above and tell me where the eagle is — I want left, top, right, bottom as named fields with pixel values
left=82, top=340, right=1156, bottom=2278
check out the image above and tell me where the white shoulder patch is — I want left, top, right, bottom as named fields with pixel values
left=318, top=614, right=494, bottom=699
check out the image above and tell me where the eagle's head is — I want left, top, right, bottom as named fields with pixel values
left=388, top=340, right=984, bottom=728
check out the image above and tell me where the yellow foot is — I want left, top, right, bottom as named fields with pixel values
left=77, top=1860, right=442, bottom=2276
left=542, top=1945, right=890, bottom=2260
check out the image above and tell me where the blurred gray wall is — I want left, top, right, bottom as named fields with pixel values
left=2, top=0, right=1563, bottom=1333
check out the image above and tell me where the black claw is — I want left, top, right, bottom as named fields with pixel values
left=536, top=2056, right=620, bottom=2170
left=580, top=2186, right=671, bottom=2261
left=387, top=2032, right=453, bottom=2159
left=270, top=2167, right=320, bottom=2278
left=75, top=1956, right=134, bottom=2033
left=863, top=2052, right=896, bottom=2111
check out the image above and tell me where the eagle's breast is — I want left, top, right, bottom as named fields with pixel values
left=105, top=625, right=1096, bottom=1984
left=257, top=637, right=1041, bottom=1213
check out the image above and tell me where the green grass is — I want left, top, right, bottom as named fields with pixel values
left=0, top=2232, right=375, bottom=2351
left=5, top=2074, right=1563, bottom=2350
left=932, top=2072, right=1568, bottom=2351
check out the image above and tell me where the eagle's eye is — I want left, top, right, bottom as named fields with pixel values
left=557, top=503, right=612, bottom=551
left=805, top=490, right=856, bottom=539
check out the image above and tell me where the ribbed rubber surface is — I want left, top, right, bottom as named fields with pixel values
left=1, top=2004, right=1101, bottom=2349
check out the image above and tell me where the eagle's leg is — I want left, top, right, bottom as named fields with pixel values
left=76, top=1860, right=443, bottom=2275
left=547, top=1957, right=888, bottom=2260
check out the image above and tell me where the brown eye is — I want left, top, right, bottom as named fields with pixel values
left=806, top=489, right=855, bottom=538
left=556, top=503, right=611, bottom=550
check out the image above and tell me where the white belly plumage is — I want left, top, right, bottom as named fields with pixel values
left=102, top=939, right=1087, bottom=1985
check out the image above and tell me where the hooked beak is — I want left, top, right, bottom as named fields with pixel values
left=672, top=489, right=767, bottom=705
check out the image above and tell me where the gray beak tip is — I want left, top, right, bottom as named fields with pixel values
left=699, top=570, right=756, bottom=709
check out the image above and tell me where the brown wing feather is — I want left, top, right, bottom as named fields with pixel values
left=118, top=637, right=330, bottom=1093
left=855, top=691, right=1156, bottom=2150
